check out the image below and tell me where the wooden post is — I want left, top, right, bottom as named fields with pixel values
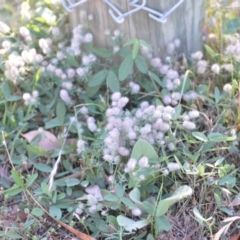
left=69, top=0, right=205, bottom=57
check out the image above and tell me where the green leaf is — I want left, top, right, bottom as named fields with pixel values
left=93, top=48, right=112, bottom=58
left=192, top=132, right=208, bottom=142
left=117, top=215, right=149, bottom=232
left=57, top=193, right=66, bottom=201
left=116, top=184, right=125, bottom=198
left=208, top=132, right=229, bottom=142
left=67, top=187, right=72, bottom=196
left=55, top=179, right=66, bottom=186
left=5, top=232, right=23, bottom=239
left=156, top=200, right=169, bottom=217
left=41, top=182, right=52, bottom=198
left=26, top=173, right=38, bottom=188
left=223, top=17, right=240, bottom=34
left=107, top=70, right=120, bottom=92
left=49, top=206, right=62, bottom=219
left=135, top=231, right=147, bottom=240
left=172, top=104, right=182, bottom=120
left=129, top=188, right=145, bottom=211
left=218, top=176, right=236, bottom=188
left=52, top=191, right=57, bottom=203
left=214, top=158, right=225, bottom=167
left=121, top=197, right=137, bottom=209
left=31, top=207, right=44, bottom=217
left=23, top=219, right=35, bottom=229
left=214, top=189, right=222, bottom=208
left=22, top=112, right=36, bottom=122
left=104, top=194, right=119, bottom=201
left=193, top=208, right=204, bottom=225
left=220, top=207, right=233, bottom=216
left=65, top=55, right=79, bottom=67
left=180, top=73, right=191, bottom=95
left=155, top=216, right=171, bottom=231
left=132, top=40, right=140, bottom=59
left=86, top=85, right=101, bottom=97
left=45, top=117, right=61, bottom=129
left=5, top=186, right=23, bottom=197
left=34, top=17, right=47, bottom=24
left=88, top=69, right=108, bottom=87
left=27, top=145, right=47, bottom=156
left=163, top=185, right=193, bottom=206
left=27, top=23, right=47, bottom=38
left=11, top=169, right=24, bottom=188
left=148, top=71, right=164, bottom=87
left=214, top=87, right=221, bottom=103
left=65, top=178, right=80, bottom=187
left=34, top=69, right=41, bottom=83
left=118, top=56, right=134, bottom=81
left=204, top=44, right=218, bottom=58
left=147, top=234, right=155, bottom=240
left=2, top=81, right=11, bottom=99
left=135, top=55, right=148, bottom=74
left=0, top=177, right=11, bottom=188
left=55, top=199, right=73, bottom=208
left=129, top=188, right=141, bottom=202
left=123, top=38, right=138, bottom=46
left=80, top=180, right=89, bottom=187
left=6, top=95, right=21, bottom=102
left=131, top=139, right=158, bottom=161
left=118, top=48, right=132, bottom=58
left=34, top=163, right=52, bottom=173
left=142, top=201, right=155, bottom=216
left=56, top=101, right=66, bottom=125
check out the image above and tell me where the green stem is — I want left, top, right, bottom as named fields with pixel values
left=3, top=102, right=7, bottom=126
left=148, top=73, right=161, bottom=97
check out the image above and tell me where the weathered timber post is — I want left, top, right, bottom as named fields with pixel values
left=69, top=0, right=205, bottom=57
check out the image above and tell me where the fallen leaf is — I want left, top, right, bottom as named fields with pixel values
left=214, top=217, right=240, bottom=240
left=230, top=233, right=240, bottom=240
left=214, top=222, right=232, bottom=240
left=21, top=128, right=60, bottom=151
left=0, top=210, right=27, bottom=227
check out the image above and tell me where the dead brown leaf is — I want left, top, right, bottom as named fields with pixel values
left=230, top=233, right=240, bottom=240
left=0, top=210, right=27, bottom=227
left=214, top=217, right=240, bottom=240
left=21, top=129, right=60, bottom=151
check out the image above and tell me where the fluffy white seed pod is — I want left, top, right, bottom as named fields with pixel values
left=223, top=83, right=232, bottom=93
left=211, top=63, right=220, bottom=74
left=60, top=89, right=71, bottom=103
left=167, top=162, right=180, bottom=172
left=138, top=156, right=149, bottom=168
left=132, top=208, right=142, bottom=216
left=125, top=158, right=137, bottom=172
left=189, top=110, right=200, bottom=119
left=182, top=120, right=196, bottom=130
